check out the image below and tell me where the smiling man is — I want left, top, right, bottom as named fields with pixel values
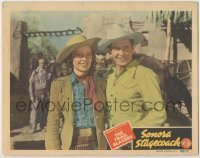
left=98, top=24, right=167, bottom=128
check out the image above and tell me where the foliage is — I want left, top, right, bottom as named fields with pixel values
left=146, top=11, right=192, bottom=52
left=11, top=12, right=58, bottom=56
left=146, top=11, right=192, bottom=27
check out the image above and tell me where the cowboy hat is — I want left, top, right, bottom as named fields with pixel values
left=56, top=35, right=101, bottom=63
left=98, top=24, right=144, bottom=52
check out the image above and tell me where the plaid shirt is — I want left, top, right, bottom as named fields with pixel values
left=70, top=72, right=95, bottom=128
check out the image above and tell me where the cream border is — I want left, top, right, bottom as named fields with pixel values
left=2, top=1, right=198, bottom=156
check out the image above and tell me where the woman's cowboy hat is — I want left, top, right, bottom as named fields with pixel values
left=98, top=24, right=144, bottom=52
left=56, top=35, right=101, bottom=63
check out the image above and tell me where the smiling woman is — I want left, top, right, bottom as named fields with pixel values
left=45, top=35, right=107, bottom=150
left=72, top=46, right=93, bottom=77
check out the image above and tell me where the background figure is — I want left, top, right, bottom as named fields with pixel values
left=29, top=58, right=51, bottom=134
left=60, top=62, right=68, bottom=77
left=46, top=55, right=61, bottom=79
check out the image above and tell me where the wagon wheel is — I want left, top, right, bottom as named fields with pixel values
left=176, top=60, right=192, bottom=90
left=166, top=60, right=192, bottom=117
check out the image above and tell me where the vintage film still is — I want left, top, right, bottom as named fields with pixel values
left=2, top=1, right=198, bottom=156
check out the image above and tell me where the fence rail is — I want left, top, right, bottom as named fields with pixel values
left=24, top=27, right=83, bottom=37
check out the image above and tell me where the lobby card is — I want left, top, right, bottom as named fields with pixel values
left=2, top=1, right=198, bottom=156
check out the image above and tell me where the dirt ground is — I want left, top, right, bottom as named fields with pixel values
left=10, top=125, right=45, bottom=150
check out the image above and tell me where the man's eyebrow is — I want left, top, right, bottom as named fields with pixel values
left=111, top=46, right=120, bottom=48
left=111, top=45, right=130, bottom=48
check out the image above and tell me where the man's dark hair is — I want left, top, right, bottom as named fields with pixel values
left=108, top=39, right=135, bottom=52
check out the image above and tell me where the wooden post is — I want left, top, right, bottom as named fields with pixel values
left=11, top=20, right=29, bottom=92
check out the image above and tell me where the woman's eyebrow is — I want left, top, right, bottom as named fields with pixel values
left=73, top=51, right=81, bottom=54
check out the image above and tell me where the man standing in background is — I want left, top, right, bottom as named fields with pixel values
left=29, top=58, right=51, bottom=134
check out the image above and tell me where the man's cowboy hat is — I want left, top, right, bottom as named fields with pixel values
left=56, top=35, right=101, bottom=63
left=98, top=24, right=144, bottom=52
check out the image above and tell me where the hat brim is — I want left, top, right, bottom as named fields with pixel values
left=56, top=37, right=100, bottom=63
left=97, top=32, right=144, bottom=53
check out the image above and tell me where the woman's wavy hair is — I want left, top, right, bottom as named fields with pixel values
left=63, top=47, right=97, bottom=76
